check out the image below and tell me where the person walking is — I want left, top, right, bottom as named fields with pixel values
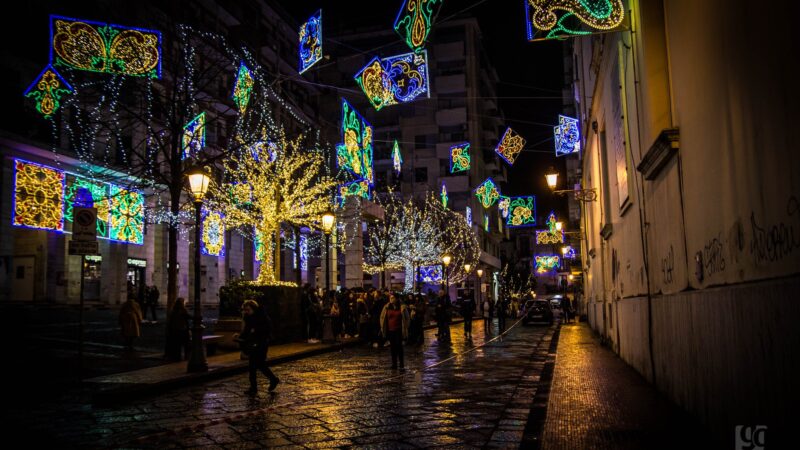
left=380, top=293, right=410, bottom=370
left=145, top=285, right=159, bottom=323
left=435, top=290, right=451, bottom=343
left=119, top=296, right=143, bottom=351
left=237, top=300, right=280, bottom=395
left=166, top=297, right=190, bottom=360
left=462, top=289, right=475, bottom=338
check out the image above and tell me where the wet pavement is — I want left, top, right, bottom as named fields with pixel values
left=8, top=319, right=555, bottom=448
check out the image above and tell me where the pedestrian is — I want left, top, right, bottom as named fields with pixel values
left=237, top=300, right=280, bottom=395
left=562, top=297, right=573, bottom=323
left=371, top=291, right=387, bottom=348
left=145, top=285, right=159, bottom=323
left=435, top=289, right=451, bottom=343
left=483, top=297, right=492, bottom=335
left=166, top=297, right=190, bottom=360
left=357, top=294, right=370, bottom=343
left=305, top=288, right=321, bottom=343
left=380, top=293, right=410, bottom=370
left=330, top=299, right=342, bottom=339
left=462, top=289, right=475, bottom=338
left=119, top=296, right=143, bottom=351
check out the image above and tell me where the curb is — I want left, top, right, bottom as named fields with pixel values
left=520, top=322, right=562, bottom=449
left=91, top=319, right=466, bottom=405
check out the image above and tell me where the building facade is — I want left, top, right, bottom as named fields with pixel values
left=572, top=0, right=799, bottom=439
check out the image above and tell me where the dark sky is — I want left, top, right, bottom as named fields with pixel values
left=281, top=0, right=570, bottom=219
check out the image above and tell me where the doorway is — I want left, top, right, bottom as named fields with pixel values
left=126, top=259, right=147, bottom=303
left=12, top=256, right=35, bottom=302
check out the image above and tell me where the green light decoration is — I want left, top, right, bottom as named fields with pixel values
left=506, top=196, right=536, bottom=228
left=50, top=15, right=162, bottom=78
left=393, top=0, right=444, bottom=52
left=229, top=182, right=252, bottom=206
left=441, top=182, right=448, bottom=208
left=484, top=214, right=489, bottom=232
left=109, top=185, right=144, bottom=245
left=338, top=179, right=370, bottom=207
left=474, top=178, right=501, bottom=208
left=354, top=57, right=396, bottom=111
left=64, top=175, right=110, bottom=237
left=182, top=112, right=206, bottom=159
left=449, top=142, right=470, bottom=173
left=535, top=254, right=560, bottom=273
left=336, top=100, right=373, bottom=185
left=232, top=62, right=254, bottom=113
left=392, top=140, right=403, bottom=174
left=254, top=229, right=267, bottom=262
left=536, top=211, right=564, bottom=244
left=23, top=65, right=73, bottom=119
left=525, top=0, right=625, bottom=41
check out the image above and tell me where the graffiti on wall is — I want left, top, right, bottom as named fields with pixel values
left=749, top=196, right=800, bottom=265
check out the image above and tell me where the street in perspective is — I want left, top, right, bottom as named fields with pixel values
left=1, top=0, right=797, bottom=449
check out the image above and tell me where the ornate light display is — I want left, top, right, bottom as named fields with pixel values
left=354, top=57, right=396, bottom=111
left=50, top=15, right=162, bottom=78
left=525, top=0, right=626, bottom=41
left=495, top=127, right=526, bottom=166
left=232, top=62, right=254, bottom=113
left=23, top=65, right=73, bottom=118
left=393, top=0, right=444, bottom=52
left=418, top=264, right=443, bottom=283
left=109, top=185, right=144, bottom=245
left=230, top=182, right=253, bottom=206
left=201, top=208, right=225, bottom=257
left=338, top=179, right=371, bottom=206
left=354, top=51, right=429, bottom=110
left=536, top=211, right=564, bottom=244
left=563, top=245, right=577, bottom=259
left=465, top=206, right=472, bottom=226
left=474, top=178, right=501, bottom=208
left=383, top=51, right=429, bottom=103
left=336, top=100, right=373, bottom=184
left=182, top=112, right=206, bottom=159
left=535, top=254, right=560, bottom=274
left=299, top=233, right=308, bottom=271
left=506, top=196, right=536, bottom=228
left=13, top=160, right=65, bottom=231
left=554, top=114, right=581, bottom=156
left=498, top=196, right=511, bottom=218
left=441, top=182, right=448, bottom=208
left=449, top=142, right=470, bottom=173
left=484, top=214, right=490, bottom=232
left=299, top=10, right=322, bottom=74
left=392, top=140, right=403, bottom=174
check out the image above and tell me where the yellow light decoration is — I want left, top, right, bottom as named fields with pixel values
left=536, top=211, right=564, bottom=244
left=495, top=127, right=526, bottom=166
left=109, top=185, right=144, bottom=245
left=528, top=0, right=625, bottom=33
left=201, top=208, right=225, bottom=257
left=23, top=65, right=73, bottom=119
left=51, top=15, right=162, bottom=78
left=13, top=160, right=66, bottom=231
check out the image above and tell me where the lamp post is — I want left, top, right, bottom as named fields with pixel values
left=545, top=167, right=597, bottom=202
left=186, top=167, right=210, bottom=373
left=476, top=268, right=483, bottom=310
left=321, top=209, right=335, bottom=293
left=442, top=253, right=452, bottom=296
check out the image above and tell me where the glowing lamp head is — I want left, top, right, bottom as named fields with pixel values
left=464, top=263, right=472, bottom=273
left=321, top=210, right=335, bottom=235
left=186, top=167, right=211, bottom=202
left=562, top=246, right=569, bottom=255
left=568, top=274, right=574, bottom=281
left=476, top=269, right=483, bottom=277
left=545, top=168, right=558, bottom=190
left=442, top=254, right=452, bottom=267
left=556, top=221, right=563, bottom=231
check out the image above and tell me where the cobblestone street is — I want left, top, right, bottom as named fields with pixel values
left=9, top=320, right=554, bottom=448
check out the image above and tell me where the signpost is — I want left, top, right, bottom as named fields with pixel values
left=70, top=191, right=98, bottom=378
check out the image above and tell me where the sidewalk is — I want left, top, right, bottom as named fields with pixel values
left=538, top=321, right=717, bottom=450
left=87, top=319, right=463, bottom=405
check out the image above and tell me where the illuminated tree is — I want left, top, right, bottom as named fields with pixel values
left=208, top=130, right=336, bottom=285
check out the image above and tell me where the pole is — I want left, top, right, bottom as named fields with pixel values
left=78, top=256, right=85, bottom=377
left=188, top=201, right=208, bottom=372
left=325, top=233, right=331, bottom=293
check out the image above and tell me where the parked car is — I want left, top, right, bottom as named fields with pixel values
left=522, top=299, right=554, bottom=325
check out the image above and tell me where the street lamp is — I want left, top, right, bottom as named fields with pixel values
left=321, top=209, right=335, bottom=292
left=545, top=168, right=597, bottom=202
left=556, top=221, right=563, bottom=231
left=476, top=268, right=483, bottom=309
left=186, top=166, right=210, bottom=373
left=442, top=253, right=452, bottom=295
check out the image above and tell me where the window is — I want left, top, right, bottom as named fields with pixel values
left=414, top=134, right=435, bottom=150
left=414, top=167, right=428, bottom=183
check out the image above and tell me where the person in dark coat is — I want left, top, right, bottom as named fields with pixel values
left=461, top=289, right=475, bottom=338
left=435, top=290, right=451, bottom=343
left=145, top=285, right=160, bottom=323
left=237, top=300, right=280, bottom=395
left=166, top=297, right=190, bottom=360
left=119, top=296, right=143, bottom=351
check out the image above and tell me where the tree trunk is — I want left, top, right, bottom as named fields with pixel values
left=167, top=184, right=181, bottom=314
left=294, top=226, right=302, bottom=285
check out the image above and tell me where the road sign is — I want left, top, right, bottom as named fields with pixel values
left=73, top=207, right=97, bottom=242
left=68, top=240, right=99, bottom=255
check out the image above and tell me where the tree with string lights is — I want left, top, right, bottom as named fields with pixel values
left=206, top=130, right=336, bottom=285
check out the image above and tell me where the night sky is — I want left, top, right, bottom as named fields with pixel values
left=281, top=0, right=570, bottom=219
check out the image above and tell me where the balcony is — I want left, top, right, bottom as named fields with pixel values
left=435, top=107, right=467, bottom=126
